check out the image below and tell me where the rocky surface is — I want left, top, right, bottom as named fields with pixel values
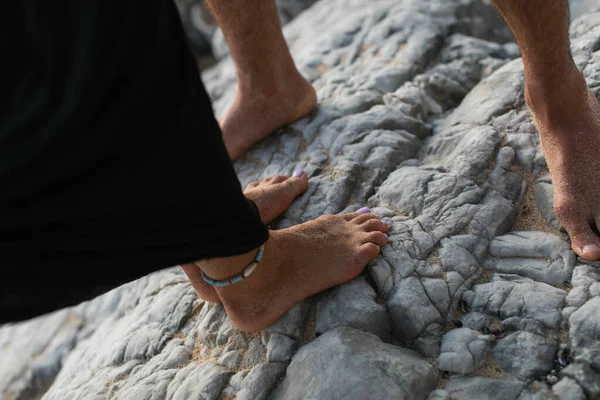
left=3, top=0, right=600, bottom=399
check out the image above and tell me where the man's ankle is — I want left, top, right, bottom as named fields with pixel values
left=524, top=66, right=588, bottom=127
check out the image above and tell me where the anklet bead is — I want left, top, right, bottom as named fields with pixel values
left=201, top=244, right=265, bottom=287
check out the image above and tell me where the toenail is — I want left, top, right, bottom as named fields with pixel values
left=376, top=245, right=380, bottom=251
left=384, top=233, right=388, bottom=239
left=382, top=220, right=388, bottom=226
left=293, top=169, right=304, bottom=177
left=582, top=244, right=600, bottom=254
left=357, top=207, right=370, bottom=215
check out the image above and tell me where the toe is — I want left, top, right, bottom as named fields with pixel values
left=564, top=219, right=600, bottom=260
left=269, top=175, right=289, bottom=184
left=567, top=218, right=600, bottom=260
left=246, top=181, right=260, bottom=189
left=352, top=213, right=379, bottom=225
left=570, top=230, right=600, bottom=260
left=361, top=218, right=389, bottom=232
left=343, top=212, right=359, bottom=221
left=555, top=201, right=600, bottom=260
left=362, top=231, right=388, bottom=247
left=279, top=170, right=308, bottom=197
left=358, top=242, right=381, bottom=263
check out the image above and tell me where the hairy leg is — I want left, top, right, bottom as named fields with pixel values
left=493, top=0, right=600, bottom=260
left=181, top=170, right=309, bottom=302
left=206, top=0, right=317, bottom=160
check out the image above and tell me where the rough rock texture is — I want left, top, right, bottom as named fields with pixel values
left=3, top=0, right=600, bottom=399
left=271, top=327, right=437, bottom=400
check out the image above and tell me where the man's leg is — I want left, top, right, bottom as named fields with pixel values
left=206, top=0, right=317, bottom=160
left=493, top=0, right=600, bottom=260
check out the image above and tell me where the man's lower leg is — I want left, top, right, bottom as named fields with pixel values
left=493, top=0, right=600, bottom=260
left=206, top=0, right=317, bottom=160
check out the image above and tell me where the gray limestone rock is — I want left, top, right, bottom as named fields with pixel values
left=444, top=377, right=525, bottom=400
left=315, top=275, right=392, bottom=341
left=492, top=331, right=557, bottom=380
left=558, top=362, right=600, bottom=399
left=460, top=312, right=493, bottom=331
left=270, top=327, right=437, bottom=400
left=569, top=297, right=600, bottom=362
left=534, top=174, right=564, bottom=231
left=552, top=377, right=586, bottom=400
left=486, top=231, right=575, bottom=286
left=438, top=328, right=494, bottom=374
left=4, top=1, right=600, bottom=399
left=463, top=274, right=566, bottom=329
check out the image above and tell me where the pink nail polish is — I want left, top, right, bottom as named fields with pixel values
left=293, top=169, right=303, bottom=177
left=357, top=207, right=370, bottom=215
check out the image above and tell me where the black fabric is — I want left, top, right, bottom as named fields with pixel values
left=0, top=0, right=269, bottom=323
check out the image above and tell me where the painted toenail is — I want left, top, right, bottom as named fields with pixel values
left=382, top=220, right=388, bottom=226
left=293, top=169, right=304, bottom=177
left=384, top=234, right=388, bottom=239
left=376, top=245, right=380, bottom=251
left=582, top=244, right=600, bottom=254
left=357, top=207, right=370, bottom=215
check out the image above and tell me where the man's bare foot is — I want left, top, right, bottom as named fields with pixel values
left=221, top=72, right=317, bottom=160
left=181, top=170, right=309, bottom=302
left=195, top=209, right=389, bottom=332
left=526, top=68, right=600, bottom=260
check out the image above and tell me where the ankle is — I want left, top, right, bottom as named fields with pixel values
left=524, top=66, right=588, bottom=126
left=212, top=233, right=285, bottom=331
left=236, top=65, right=308, bottom=99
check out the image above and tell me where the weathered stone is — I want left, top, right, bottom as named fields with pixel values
left=558, top=362, right=600, bottom=399
left=552, top=377, right=586, bottom=400
left=485, top=232, right=575, bottom=286
left=569, top=297, right=600, bottom=363
left=492, top=331, right=556, bottom=380
left=444, top=377, right=525, bottom=400
left=271, top=327, right=437, bottom=400
left=315, top=276, right=392, bottom=341
left=236, top=363, right=287, bottom=400
left=463, top=274, right=566, bottom=329
left=3, top=2, right=600, bottom=399
left=437, top=328, right=494, bottom=374
left=533, top=174, right=563, bottom=231
left=460, top=312, right=493, bottom=331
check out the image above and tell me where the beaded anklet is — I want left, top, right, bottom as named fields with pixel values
left=201, top=244, right=266, bottom=287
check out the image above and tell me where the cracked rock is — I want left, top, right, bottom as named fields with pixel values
left=438, top=327, right=494, bottom=374
left=463, top=274, right=566, bottom=329
left=270, top=327, right=437, bottom=400
left=3, top=2, right=600, bottom=399
left=315, top=275, right=392, bottom=342
left=492, top=331, right=556, bottom=380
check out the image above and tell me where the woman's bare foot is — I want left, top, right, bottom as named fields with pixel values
left=221, top=73, right=317, bottom=160
left=181, top=170, right=309, bottom=302
left=195, top=209, right=389, bottom=332
left=526, top=68, right=600, bottom=260
left=243, top=169, right=309, bottom=224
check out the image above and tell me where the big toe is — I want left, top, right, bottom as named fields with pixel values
left=570, top=230, right=600, bottom=260
left=279, top=169, right=308, bottom=198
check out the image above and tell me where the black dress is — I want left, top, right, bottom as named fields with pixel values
left=0, top=0, right=268, bottom=322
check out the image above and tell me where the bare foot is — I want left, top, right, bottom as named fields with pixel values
left=181, top=170, right=309, bottom=302
left=195, top=210, right=389, bottom=332
left=526, top=69, right=600, bottom=260
left=221, top=73, right=317, bottom=160
left=243, top=170, right=309, bottom=224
